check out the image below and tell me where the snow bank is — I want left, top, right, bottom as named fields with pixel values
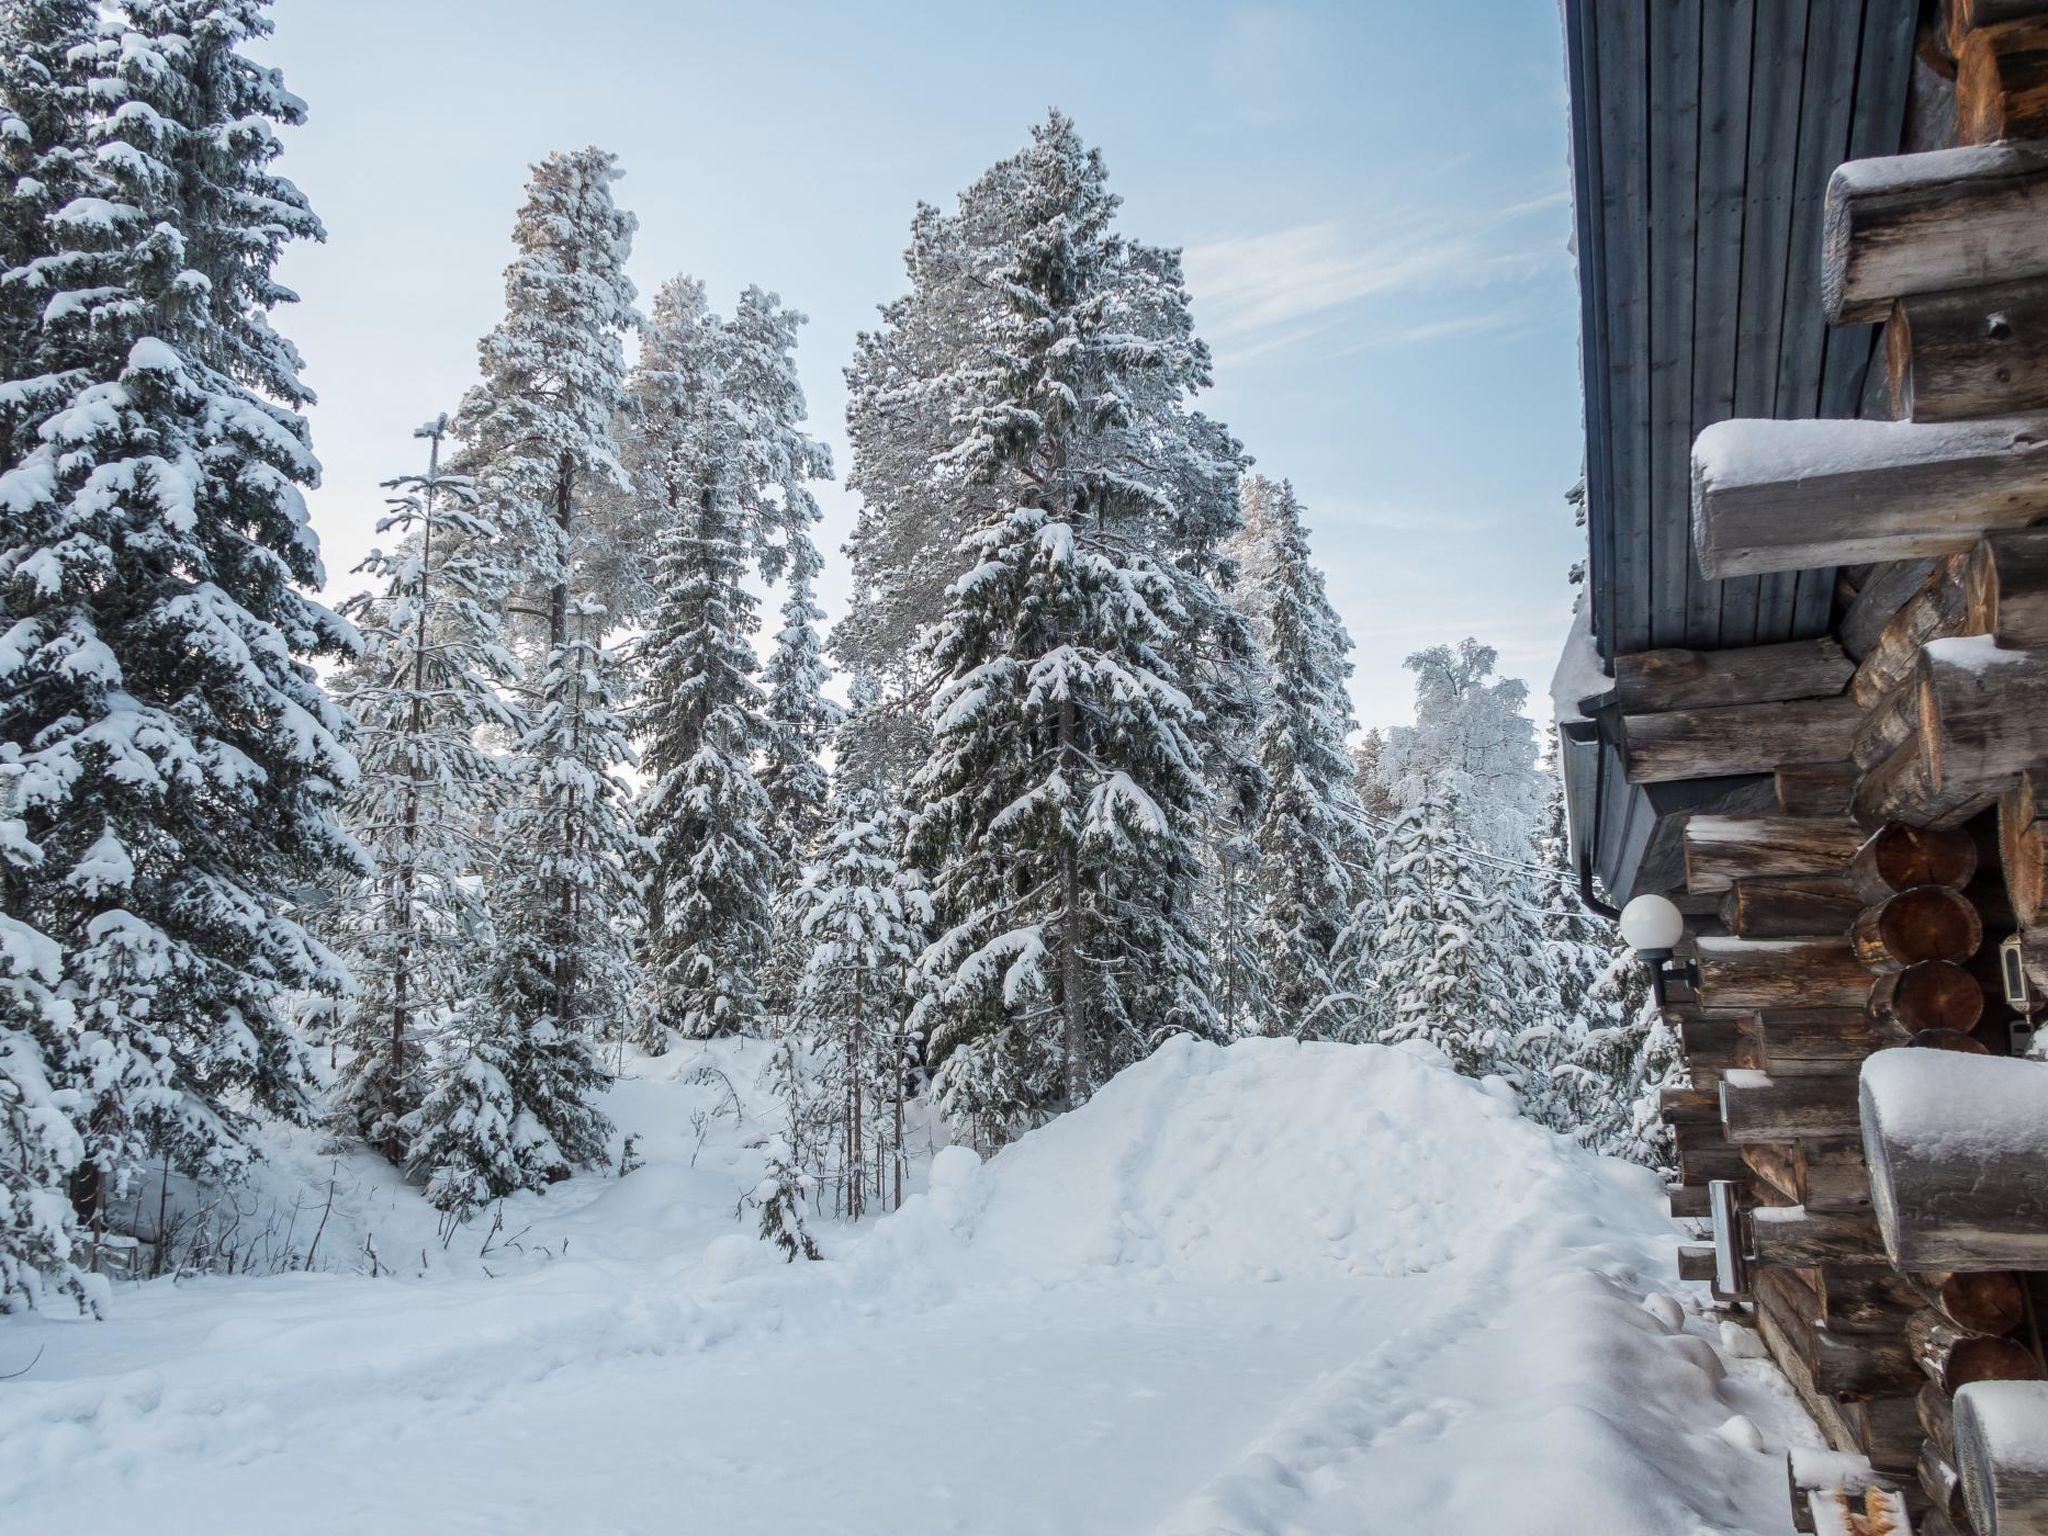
left=0, top=1037, right=1828, bottom=1535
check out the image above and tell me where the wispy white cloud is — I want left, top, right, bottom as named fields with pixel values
left=1184, top=193, right=1569, bottom=365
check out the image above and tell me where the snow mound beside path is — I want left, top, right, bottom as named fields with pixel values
left=860, top=1034, right=1669, bottom=1286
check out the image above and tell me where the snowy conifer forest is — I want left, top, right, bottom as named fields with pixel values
left=0, top=7, right=1831, bottom=1534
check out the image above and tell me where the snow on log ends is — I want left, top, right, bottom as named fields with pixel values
left=1692, top=416, right=2048, bottom=494
left=0, top=1037, right=1830, bottom=1535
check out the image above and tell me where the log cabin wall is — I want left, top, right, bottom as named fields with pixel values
left=1636, top=6, right=2048, bottom=1531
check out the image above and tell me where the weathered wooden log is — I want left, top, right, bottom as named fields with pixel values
left=1960, top=19, right=2048, bottom=144
left=1919, top=636, right=2048, bottom=798
left=1668, top=1182, right=1712, bottom=1219
left=2001, top=769, right=2048, bottom=925
left=1613, top=638, right=1853, bottom=713
left=1911, top=1307, right=2044, bottom=1394
left=1676, top=1123, right=1749, bottom=1185
left=1853, top=553, right=1975, bottom=710
left=1950, top=0, right=2048, bottom=56
left=1869, top=961, right=1987, bottom=1033
left=1917, top=1271, right=2033, bottom=1337
left=1812, top=1264, right=1923, bottom=1333
left=1623, top=699, right=1863, bottom=785
left=1912, top=1026, right=1998, bottom=1053
left=1693, top=415, right=2048, bottom=578
left=1797, top=1137, right=1878, bottom=1214
left=1777, top=762, right=1862, bottom=817
left=1659, top=1085, right=1721, bottom=1125
left=1971, top=528, right=2048, bottom=651
left=1844, top=559, right=1942, bottom=662
left=1737, top=1031, right=1867, bottom=1078
left=1956, top=1379, right=2048, bottom=1536
left=1695, top=938, right=1874, bottom=1010
left=1756, top=1008, right=1908, bottom=1060
left=1755, top=1267, right=1923, bottom=1398
left=1739, top=1141, right=1799, bottom=1206
left=1851, top=823, right=1982, bottom=903
left=1823, top=141, right=2048, bottom=325
left=1854, top=725, right=2002, bottom=829
left=1758, top=1306, right=1866, bottom=1462
left=1721, top=1070, right=1863, bottom=1143
left=1752, top=1204, right=1889, bottom=1266
left=1925, top=1378, right=1959, bottom=1462
left=1853, top=684, right=1921, bottom=773
left=1924, top=1436, right=1974, bottom=1530
left=1676, top=1242, right=1717, bottom=1282
left=1684, top=816, right=1868, bottom=896
left=1862, top=1049, right=2048, bottom=1270
left=1677, top=1011, right=1743, bottom=1064
left=1892, top=278, right=2048, bottom=421
left=1842, top=1394, right=1925, bottom=1478
left=1852, top=886, right=1986, bottom=971
left=1720, top=873, right=1863, bottom=939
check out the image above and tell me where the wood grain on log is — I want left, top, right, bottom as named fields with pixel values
left=1910, top=1307, right=2044, bottom=1394
left=1740, top=1141, right=1800, bottom=1204
left=1686, top=816, right=1870, bottom=896
left=1722, top=1071, right=1864, bottom=1143
left=1959, top=19, right=2048, bottom=143
left=1950, top=0, right=2048, bottom=57
left=1854, top=726, right=2003, bottom=830
left=1894, top=279, right=2048, bottom=421
left=1677, top=1242, right=1717, bottom=1282
left=1955, top=1378, right=2048, bottom=1536
left=1777, top=762, right=1863, bottom=817
left=1919, top=637, right=2048, bottom=797
left=1854, top=554, right=1975, bottom=710
left=1812, top=1264, right=1923, bottom=1333
left=1797, top=1137, right=1878, bottom=1213
left=1923, top=1436, right=1973, bottom=1530
left=1757, top=1008, right=1909, bottom=1060
left=1721, top=873, right=1864, bottom=938
left=1851, top=823, right=1982, bottom=903
left=1659, top=1085, right=1721, bottom=1125
left=1852, top=885, right=1986, bottom=971
left=1843, top=559, right=1942, bottom=661
left=1677, top=1011, right=1743, bottom=1063
left=1695, top=938, right=1874, bottom=1010
left=1923, top=1377, right=1957, bottom=1462
left=1755, top=1268, right=1923, bottom=1399
left=1921, top=1271, right=2031, bottom=1337
left=1752, top=1205, right=1890, bottom=1266
left=1668, top=1182, right=1712, bottom=1219
left=1971, top=528, right=2048, bottom=650
left=1869, top=961, right=1987, bottom=1033
left=1613, top=638, right=1853, bottom=713
left=1854, top=683, right=1922, bottom=772
left=1623, top=698, right=1864, bottom=785
left=2000, top=769, right=2048, bottom=924
left=1824, top=141, right=2048, bottom=324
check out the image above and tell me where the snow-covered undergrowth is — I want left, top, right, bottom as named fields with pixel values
left=2, top=1037, right=1823, bottom=1535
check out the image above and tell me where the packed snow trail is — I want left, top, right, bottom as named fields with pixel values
left=1, top=1038, right=1820, bottom=1534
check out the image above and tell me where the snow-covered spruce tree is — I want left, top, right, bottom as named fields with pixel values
left=759, top=528, right=839, bottom=871
left=629, top=278, right=778, bottom=1044
left=325, top=418, right=523, bottom=1159
left=411, top=602, right=636, bottom=1209
left=0, top=0, right=357, bottom=1223
left=907, top=114, right=1236, bottom=1139
left=792, top=786, right=930, bottom=1217
left=1381, top=639, right=1545, bottom=859
left=1238, top=478, right=1362, bottom=1039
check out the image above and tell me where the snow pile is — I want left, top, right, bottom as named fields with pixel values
left=0, top=1038, right=1828, bottom=1535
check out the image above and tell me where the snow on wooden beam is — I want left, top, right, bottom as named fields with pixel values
left=1684, top=815, right=1869, bottom=895
left=1823, top=141, right=2048, bottom=325
left=1691, top=416, right=2048, bottom=579
left=1919, top=635, right=2048, bottom=793
left=1622, top=698, right=1863, bottom=784
left=1612, top=638, right=1853, bottom=713
left=1861, top=1049, right=2048, bottom=1271
left=1957, top=1380, right=2048, bottom=1535
left=1751, top=1204, right=1890, bottom=1267
left=1694, top=937, right=1872, bottom=1010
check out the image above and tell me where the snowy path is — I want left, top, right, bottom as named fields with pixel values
left=0, top=1040, right=1825, bottom=1535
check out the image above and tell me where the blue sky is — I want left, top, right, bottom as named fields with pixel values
left=261, top=0, right=1585, bottom=731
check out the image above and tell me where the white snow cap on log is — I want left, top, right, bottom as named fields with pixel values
left=1692, top=415, right=2048, bottom=494
left=1830, top=140, right=2048, bottom=196
left=1924, top=633, right=2034, bottom=674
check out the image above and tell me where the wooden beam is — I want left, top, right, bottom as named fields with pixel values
left=1622, top=698, right=1863, bottom=784
left=1613, top=638, right=1852, bottom=713
left=1852, top=886, right=1986, bottom=971
left=1722, top=1070, right=1863, bottom=1143
left=1971, top=528, right=2048, bottom=651
left=1892, top=278, right=2048, bottom=422
left=1919, top=635, right=2048, bottom=794
left=1752, top=1205, right=1889, bottom=1266
left=1959, top=18, right=2048, bottom=144
left=1758, top=1008, right=1907, bottom=1061
left=1870, top=961, right=1986, bottom=1033
left=1855, top=726, right=2003, bottom=830
left=1910, top=1307, right=2044, bottom=1394
left=1777, top=762, right=1861, bottom=817
left=1721, top=873, right=1863, bottom=938
left=1685, top=815, right=1869, bottom=895
left=1676, top=1241, right=1717, bottom=1281
left=1999, top=769, right=2048, bottom=925
left=1955, top=1379, right=2048, bottom=1536
left=1950, top=0, right=2048, bottom=57
left=1862, top=1048, right=2048, bottom=1270
left=1851, top=823, right=1982, bottom=902
left=1823, top=140, right=2048, bottom=325
left=1755, top=1267, right=1922, bottom=1398
left=1669, top=1182, right=1712, bottom=1219
left=1842, top=558, right=1940, bottom=662
left=1694, top=415, right=2048, bottom=579
left=1797, top=1137, right=1878, bottom=1213
left=1851, top=552, right=1974, bottom=710
left=1695, top=937, right=1874, bottom=1010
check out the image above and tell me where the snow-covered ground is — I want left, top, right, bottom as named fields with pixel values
left=2, top=1037, right=1824, bottom=1535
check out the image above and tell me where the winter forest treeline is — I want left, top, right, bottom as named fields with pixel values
left=0, top=2, right=1672, bottom=1314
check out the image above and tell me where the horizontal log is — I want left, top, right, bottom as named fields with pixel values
left=1693, top=416, right=2048, bottom=578
left=1720, top=873, right=1863, bottom=939
left=1756, top=1304, right=1865, bottom=1458
left=1752, top=1205, right=1889, bottom=1266
left=1920, top=635, right=2048, bottom=795
left=1721, top=1070, right=1863, bottom=1143
left=1918, top=1271, right=2032, bottom=1338
left=1676, top=1123, right=1749, bottom=1185
left=1695, top=937, right=1874, bottom=1010
left=1740, top=1140, right=1800, bottom=1204
left=1851, top=886, right=1985, bottom=971
left=1684, top=816, right=1868, bottom=896
left=1870, top=961, right=1987, bottom=1034
left=1911, top=1307, right=2044, bottom=1395
left=1813, top=1264, right=1923, bottom=1333
left=1676, top=1242, right=1716, bottom=1282
left=1956, top=1379, right=2048, bottom=1536
left=1971, top=527, right=2048, bottom=651
left=1776, top=761, right=1861, bottom=817
left=1612, top=638, right=1852, bottom=714
left=1854, top=726, right=2003, bottom=830
left=1851, top=822, right=1982, bottom=903
left=1950, top=0, right=2048, bottom=56
left=1659, top=1085, right=1721, bottom=1125
left=1796, top=1136, right=1877, bottom=1213
left=1852, top=552, right=1974, bottom=711
left=1892, top=278, right=2048, bottom=422
left=1843, top=559, right=1942, bottom=662
left=2001, top=768, right=2048, bottom=926
left=1844, top=1393, right=1927, bottom=1477
left=1862, top=1049, right=2048, bottom=1270
left=1668, top=1182, right=1712, bottom=1219
left=1623, top=698, right=1863, bottom=785
left=1677, top=1012, right=1743, bottom=1063
left=1960, top=19, right=2048, bottom=144
left=1824, top=141, right=2048, bottom=325
left=1735, top=1033, right=1863, bottom=1079
left=1756, top=1008, right=1908, bottom=1060
left=1755, top=1267, right=1922, bottom=1399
